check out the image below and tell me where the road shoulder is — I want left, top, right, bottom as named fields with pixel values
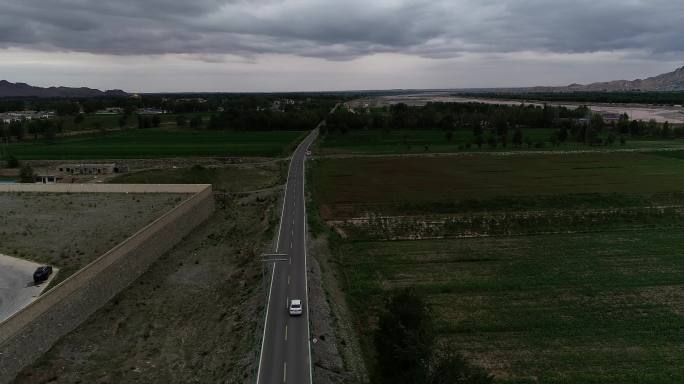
left=307, top=227, right=368, bottom=383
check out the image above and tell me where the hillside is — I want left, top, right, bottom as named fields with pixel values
left=0, top=80, right=127, bottom=98
left=564, top=66, right=684, bottom=92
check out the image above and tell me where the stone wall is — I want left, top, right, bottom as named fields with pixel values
left=0, top=184, right=214, bottom=383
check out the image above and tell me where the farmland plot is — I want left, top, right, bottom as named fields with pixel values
left=311, top=152, right=684, bottom=383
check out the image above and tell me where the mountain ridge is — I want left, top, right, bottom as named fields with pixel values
left=0, top=80, right=127, bottom=98
left=559, top=66, right=684, bottom=92
left=2, top=66, right=684, bottom=96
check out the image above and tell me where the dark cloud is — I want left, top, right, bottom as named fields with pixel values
left=0, top=0, right=683, bottom=59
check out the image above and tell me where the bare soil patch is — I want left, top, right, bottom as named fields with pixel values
left=13, top=191, right=281, bottom=384
left=0, top=192, right=184, bottom=287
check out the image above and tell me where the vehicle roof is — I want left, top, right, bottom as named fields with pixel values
left=291, top=299, right=302, bottom=305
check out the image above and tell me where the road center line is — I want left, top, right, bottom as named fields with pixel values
left=283, top=362, right=287, bottom=383
left=285, top=324, right=288, bottom=341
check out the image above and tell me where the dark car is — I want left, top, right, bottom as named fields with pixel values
left=33, top=266, right=53, bottom=285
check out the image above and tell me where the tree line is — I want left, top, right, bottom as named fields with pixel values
left=0, top=94, right=342, bottom=116
left=325, top=102, right=587, bottom=133
left=0, top=119, right=62, bottom=142
left=202, top=108, right=329, bottom=131
left=0, top=96, right=338, bottom=144
left=457, top=91, right=684, bottom=106
left=324, top=102, right=683, bottom=148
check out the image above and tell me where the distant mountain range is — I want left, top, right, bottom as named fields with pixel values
left=558, top=66, right=684, bottom=92
left=2, top=66, right=684, bottom=97
left=0, top=80, right=127, bottom=98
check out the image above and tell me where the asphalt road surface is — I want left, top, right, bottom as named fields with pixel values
left=256, top=126, right=321, bottom=384
left=0, top=254, right=56, bottom=322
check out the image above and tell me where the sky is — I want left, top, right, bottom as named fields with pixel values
left=0, top=0, right=683, bottom=92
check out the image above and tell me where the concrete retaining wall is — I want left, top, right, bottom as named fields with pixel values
left=0, top=183, right=208, bottom=194
left=0, top=184, right=214, bottom=383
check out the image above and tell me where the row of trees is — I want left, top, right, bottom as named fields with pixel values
left=173, top=104, right=333, bottom=131
left=324, top=102, right=590, bottom=135
left=0, top=155, right=34, bottom=182
left=324, top=103, right=682, bottom=147
left=0, top=119, right=62, bottom=142
left=205, top=109, right=327, bottom=131
left=0, top=94, right=342, bottom=116
left=460, top=91, right=684, bottom=106
left=374, top=289, right=492, bottom=384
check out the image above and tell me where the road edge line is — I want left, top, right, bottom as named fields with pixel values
left=303, top=131, right=315, bottom=384
left=256, top=132, right=306, bottom=384
left=256, top=260, right=276, bottom=384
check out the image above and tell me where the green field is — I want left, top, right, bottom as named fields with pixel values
left=310, top=152, right=684, bottom=383
left=313, top=152, right=684, bottom=219
left=317, top=129, right=684, bottom=155
left=6, top=129, right=305, bottom=159
left=109, top=163, right=286, bottom=192
left=336, top=231, right=684, bottom=384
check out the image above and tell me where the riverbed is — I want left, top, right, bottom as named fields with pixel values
left=358, top=94, right=684, bottom=123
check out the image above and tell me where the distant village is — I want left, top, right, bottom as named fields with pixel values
left=1, top=97, right=306, bottom=125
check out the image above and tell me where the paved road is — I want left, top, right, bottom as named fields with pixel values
left=0, top=254, right=56, bottom=322
left=256, top=127, right=320, bottom=384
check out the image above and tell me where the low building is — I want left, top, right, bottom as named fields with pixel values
left=0, top=110, right=55, bottom=123
left=137, top=108, right=166, bottom=115
left=600, top=112, right=623, bottom=123
left=57, top=163, right=128, bottom=175
left=177, top=98, right=207, bottom=103
left=35, top=175, right=57, bottom=184
left=95, top=107, right=123, bottom=115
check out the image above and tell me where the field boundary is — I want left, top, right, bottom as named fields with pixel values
left=0, top=183, right=208, bottom=194
left=0, top=184, right=215, bottom=383
left=316, top=145, right=684, bottom=159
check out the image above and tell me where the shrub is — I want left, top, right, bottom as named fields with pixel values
left=375, top=289, right=434, bottom=384
left=19, top=164, right=35, bottom=183
left=6, top=155, right=19, bottom=168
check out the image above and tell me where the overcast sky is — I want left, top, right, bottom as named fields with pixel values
left=0, top=0, right=683, bottom=92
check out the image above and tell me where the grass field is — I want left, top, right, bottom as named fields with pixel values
left=109, top=163, right=286, bottom=192
left=336, top=231, right=684, bottom=384
left=15, top=162, right=283, bottom=383
left=6, top=129, right=305, bottom=159
left=313, top=152, right=684, bottom=219
left=310, top=151, right=684, bottom=383
left=0, top=193, right=182, bottom=287
left=317, top=129, right=684, bottom=155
